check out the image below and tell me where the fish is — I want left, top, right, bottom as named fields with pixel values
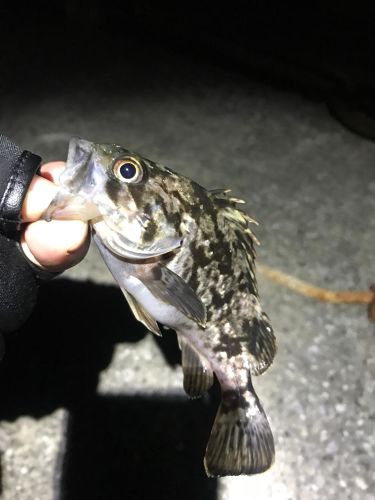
left=44, top=137, right=277, bottom=477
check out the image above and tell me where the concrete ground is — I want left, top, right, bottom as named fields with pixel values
left=0, top=25, right=374, bottom=500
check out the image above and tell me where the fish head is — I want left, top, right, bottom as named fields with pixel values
left=45, top=137, right=188, bottom=259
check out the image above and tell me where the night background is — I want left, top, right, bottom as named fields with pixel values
left=0, top=3, right=374, bottom=499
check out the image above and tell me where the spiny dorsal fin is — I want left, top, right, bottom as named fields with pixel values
left=209, top=188, right=259, bottom=246
left=221, top=207, right=259, bottom=246
left=121, top=288, right=162, bottom=336
left=178, top=335, right=214, bottom=398
left=209, top=188, right=232, bottom=199
left=210, top=189, right=261, bottom=304
left=209, top=188, right=247, bottom=207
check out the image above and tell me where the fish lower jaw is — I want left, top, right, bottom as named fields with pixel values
left=93, top=222, right=181, bottom=261
left=93, top=230, right=152, bottom=261
left=93, top=225, right=142, bottom=259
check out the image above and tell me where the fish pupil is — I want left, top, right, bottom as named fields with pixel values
left=119, top=163, right=136, bottom=179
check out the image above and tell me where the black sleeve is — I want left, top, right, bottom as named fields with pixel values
left=0, top=135, right=55, bottom=349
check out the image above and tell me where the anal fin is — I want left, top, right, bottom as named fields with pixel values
left=122, top=288, right=162, bottom=337
left=178, top=335, right=214, bottom=398
left=248, top=311, right=277, bottom=376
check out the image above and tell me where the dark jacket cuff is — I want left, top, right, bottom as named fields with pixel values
left=0, top=150, right=41, bottom=237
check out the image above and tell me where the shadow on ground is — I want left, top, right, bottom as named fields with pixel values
left=0, top=279, right=218, bottom=499
left=59, top=395, right=217, bottom=500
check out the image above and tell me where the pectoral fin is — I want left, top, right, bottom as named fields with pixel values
left=122, top=289, right=162, bottom=336
left=94, top=233, right=205, bottom=329
left=138, top=265, right=206, bottom=327
left=178, top=335, right=213, bottom=398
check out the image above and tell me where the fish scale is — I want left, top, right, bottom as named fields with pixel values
left=44, top=136, right=277, bottom=477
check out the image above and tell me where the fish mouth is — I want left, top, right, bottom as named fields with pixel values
left=44, top=136, right=102, bottom=222
left=43, top=190, right=101, bottom=222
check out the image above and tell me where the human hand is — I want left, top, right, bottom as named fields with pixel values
left=21, top=162, right=90, bottom=272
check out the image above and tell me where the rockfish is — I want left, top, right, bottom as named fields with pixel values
left=45, top=137, right=277, bottom=476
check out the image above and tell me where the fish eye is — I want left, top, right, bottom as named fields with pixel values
left=113, top=158, right=143, bottom=183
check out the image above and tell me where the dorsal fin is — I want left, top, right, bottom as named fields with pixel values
left=210, top=189, right=276, bottom=375
left=178, top=335, right=214, bottom=398
left=209, top=188, right=247, bottom=206
left=210, top=189, right=260, bottom=293
left=247, top=308, right=277, bottom=375
left=209, top=188, right=259, bottom=245
left=209, top=188, right=232, bottom=198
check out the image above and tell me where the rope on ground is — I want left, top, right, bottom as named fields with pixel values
left=257, top=264, right=375, bottom=321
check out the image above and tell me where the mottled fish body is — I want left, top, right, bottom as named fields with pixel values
left=45, top=137, right=277, bottom=476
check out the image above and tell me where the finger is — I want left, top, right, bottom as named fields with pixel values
left=39, top=161, right=66, bottom=184
left=21, top=162, right=67, bottom=222
left=21, top=175, right=58, bottom=222
left=21, top=219, right=90, bottom=272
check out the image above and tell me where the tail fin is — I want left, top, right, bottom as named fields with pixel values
left=204, top=387, right=274, bottom=477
